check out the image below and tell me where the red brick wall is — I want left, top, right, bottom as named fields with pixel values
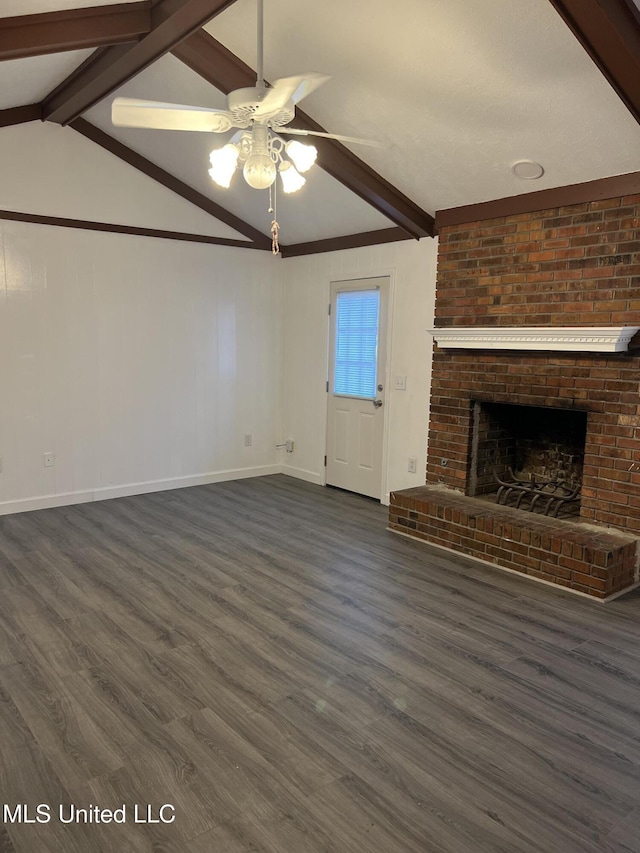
left=428, top=194, right=640, bottom=533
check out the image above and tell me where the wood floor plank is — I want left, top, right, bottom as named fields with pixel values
left=299, top=773, right=441, bottom=853
left=67, top=547, right=193, bottom=652
left=191, top=704, right=344, bottom=797
left=606, top=807, right=640, bottom=852
left=74, top=612, right=206, bottom=724
left=361, top=712, right=612, bottom=853
left=164, top=708, right=314, bottom=822
left=377, top=625, right=640, bottom=764
left=187, top=789, right=339, bottom=853
left=195, top=627, right=300, bottom=707
left=504, top=642, right=640, bottom=736
left=0, top=554, right=25, bottom=590
left=0, top=827, right=17, bottom=852
left=212, top=614, right=349, bottom=694
left=0, top=660, right=123, bottom=790
left=333, top=571, right=590, bottom=653
left=157, top=642, right=274, bottom=724
left=12, top=549, right=101, bottom=619
left=7, top=602, right=98, bottom=679
left=0, top=738, right=100, bottom=853
left=0, top=474, right=639, bottom=852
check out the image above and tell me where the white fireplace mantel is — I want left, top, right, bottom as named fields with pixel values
left=428, top=326, right=640, bottom=353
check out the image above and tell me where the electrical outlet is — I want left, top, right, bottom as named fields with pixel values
left=285, top=439, right=295, bottom=453
left=43, top=452, right=55, bottom=468
left=244, top=434, right=252, bottom=447
left=408, top=457, right=417, bottom=474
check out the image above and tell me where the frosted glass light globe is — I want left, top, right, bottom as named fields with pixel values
left=243, top=154, right=277, bottom=189
left=279, top=161, right=306, bottom=193
left=208, top=143, right=239, bottom=188
left=285, top=140, right=317, bottom=173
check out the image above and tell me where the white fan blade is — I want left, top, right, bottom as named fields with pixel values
left=112, top=97, right=234, bottom=133
left=279, top=126, right=381, bottom=147
left=254, top=72, right=330, bottom=116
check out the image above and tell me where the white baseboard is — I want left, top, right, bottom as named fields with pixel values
left=0, top=465, right=282, bottom=516
left=281, top=464, right=325, bottom=486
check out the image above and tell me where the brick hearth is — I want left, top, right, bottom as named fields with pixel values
left=390, top=192, right=640, bottom=599
left=390, top=486, right=638, bottom=599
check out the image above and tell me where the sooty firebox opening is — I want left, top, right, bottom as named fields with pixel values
left=469, top=401, right=588, bottom=518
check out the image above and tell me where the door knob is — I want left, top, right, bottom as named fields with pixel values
left=372, top=399, right=383, bottom=408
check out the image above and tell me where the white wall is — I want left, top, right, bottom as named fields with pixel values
left=0, top=223, right=436, bottom=514
left=0, top=122, right=436, bottom=514
left=280, top=238, right=438, bottom=503
left=0, top=221, right=282, bottom=513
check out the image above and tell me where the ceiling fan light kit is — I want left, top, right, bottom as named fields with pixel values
left=208, top=123, right=315, bottom=192
left=111, top=0, right=376, bottom=248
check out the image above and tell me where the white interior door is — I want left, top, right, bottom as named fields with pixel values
left=326, top=277, right=389, bottom=500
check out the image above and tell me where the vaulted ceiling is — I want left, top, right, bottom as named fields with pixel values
left=1, top=0, right=639, bottom=256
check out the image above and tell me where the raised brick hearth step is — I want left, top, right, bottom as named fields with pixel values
left=389, top=486, right=639, bottom=600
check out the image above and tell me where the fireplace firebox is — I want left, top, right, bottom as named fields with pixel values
left=469, top=401, right=588, bottom=519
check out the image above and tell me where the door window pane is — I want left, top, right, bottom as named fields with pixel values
left=333, top=289, right=380, bottom=397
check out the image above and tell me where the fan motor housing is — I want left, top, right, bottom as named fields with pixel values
left=227, top=87, right=295, bottom=127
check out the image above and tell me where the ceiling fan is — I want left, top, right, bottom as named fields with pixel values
left=111, top=0, right=376, bottom=198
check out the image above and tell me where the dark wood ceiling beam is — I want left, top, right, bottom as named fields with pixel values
left=70, top=118, right=271, bottom=248
left=0, top=104, right=42, bottom=128
left=435, top=171, right=640, bottom=231
left=172, top=31, right=435, bottom=239
left=0, top=3, right=151, bottom=62
left=171, top=26, right=257, bottom=92
left=0, top=208, right=261, bottom=249
left=280, top=227, right=413, bottom=259
left=41, top=0, right=240, bottom=126
left=548, top=0, right=640, bottom=124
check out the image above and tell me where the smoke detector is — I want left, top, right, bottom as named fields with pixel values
left=512, top=160, right=544, bottom=180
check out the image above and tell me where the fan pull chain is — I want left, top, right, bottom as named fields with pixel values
left=268, top=181, right=280, bottom=255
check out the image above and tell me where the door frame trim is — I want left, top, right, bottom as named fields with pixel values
left=324, top=271, right=396, bottom=502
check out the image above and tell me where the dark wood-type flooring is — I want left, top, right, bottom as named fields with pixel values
left=1, top=474, right=640, bottom=852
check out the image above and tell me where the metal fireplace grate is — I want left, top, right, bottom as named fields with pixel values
left=494, top=467, right=580, bottom=518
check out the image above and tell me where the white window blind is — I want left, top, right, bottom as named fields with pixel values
left=333, top=289, right=380, bottom=397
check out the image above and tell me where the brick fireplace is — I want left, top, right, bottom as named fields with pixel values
left=390, top=193, right=640, bottom=600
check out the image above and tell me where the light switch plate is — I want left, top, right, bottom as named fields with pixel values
left=393, top=375, right=407, bottom=390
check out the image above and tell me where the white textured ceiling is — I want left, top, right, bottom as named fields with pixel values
left=0, top=50, right=92, bottom=109
left=1, top=0, right=639, bottom=243
left=205, top=0, right=640, bottom=212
